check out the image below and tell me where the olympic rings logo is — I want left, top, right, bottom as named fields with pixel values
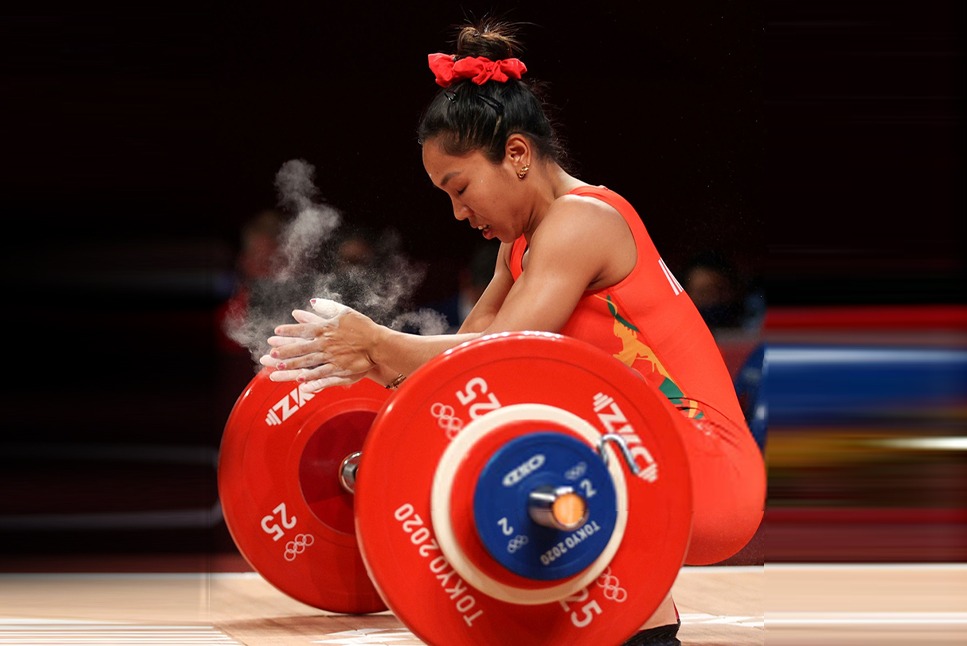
left=506, top=534, right=530, bottom=554
left=283, top=533, right=315, bottom=561
left=430, top=402, right=464, bottom=439
left=596, top=566, right=628, bottom=603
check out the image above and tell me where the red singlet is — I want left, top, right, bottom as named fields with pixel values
left=509, top=185, right=765, bottom=564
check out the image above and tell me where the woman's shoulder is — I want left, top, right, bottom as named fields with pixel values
left=531, top=185, right=637, bottom=287
left=533, top=188, right=633, bottom=253
left=547, top=185, right=625, bottom=225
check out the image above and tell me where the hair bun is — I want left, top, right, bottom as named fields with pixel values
left=454, top=19, right=522, bottom=61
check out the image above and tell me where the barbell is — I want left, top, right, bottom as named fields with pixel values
left=218, top=331, right=693, bottom=645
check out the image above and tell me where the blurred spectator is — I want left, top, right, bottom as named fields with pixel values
left=322, top=227, right=398, bottom=316
left=426, top=241, right=500, bottom=332
left=333, top=228, right=377, bottom=269
left=216, top=209, right=288, bottom=355
left=680, top=250, right=764, bottom=332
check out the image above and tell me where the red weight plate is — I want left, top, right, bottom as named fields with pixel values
left=218, top=370, right=390, bottom=613
left=355, top=332, right=693, bottom=645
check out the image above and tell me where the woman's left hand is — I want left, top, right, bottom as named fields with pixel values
left=259, top=298, right=380, bottom=393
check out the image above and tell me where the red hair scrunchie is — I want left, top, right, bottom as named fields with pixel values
left=428, top=53, right=527, bottom=88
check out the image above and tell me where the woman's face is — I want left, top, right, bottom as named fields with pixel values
left=422, top=139, right=524, bottom=244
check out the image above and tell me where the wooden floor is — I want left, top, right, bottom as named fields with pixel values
left=1, top=562, right=964, bottom=645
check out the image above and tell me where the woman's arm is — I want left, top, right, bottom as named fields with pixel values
left=474, top=195, right=636, bottom=334
left=456, top=243, right=513, bottom=333
left=262, top=302, right=479, bottom=391
left=263, top=195, right=635, bottom=391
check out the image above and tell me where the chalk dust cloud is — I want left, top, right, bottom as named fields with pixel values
left=224, top=159, right=448, bottom=367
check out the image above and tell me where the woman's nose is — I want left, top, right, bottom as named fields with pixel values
left=452, top=199, right=471, bottom=221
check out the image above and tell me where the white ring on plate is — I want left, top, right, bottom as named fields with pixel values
left=430, top=403, right=627, bottom=605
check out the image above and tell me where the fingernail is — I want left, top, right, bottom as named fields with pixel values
left=270, top=351, right=279, bottom=358
left=296, top=375, right=305, bottom=383
left=277, top=362, right=286, bottom=370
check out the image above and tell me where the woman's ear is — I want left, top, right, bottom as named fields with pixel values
left=505, top=134, right=530, bottom=165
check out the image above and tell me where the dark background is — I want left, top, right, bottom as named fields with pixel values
left=0, top=1, right=963, bottom=561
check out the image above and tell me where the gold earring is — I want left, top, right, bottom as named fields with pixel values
left=516, top=164, right=530, bottom=180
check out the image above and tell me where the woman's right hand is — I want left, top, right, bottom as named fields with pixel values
left=259, top=298, right=380, bottom=393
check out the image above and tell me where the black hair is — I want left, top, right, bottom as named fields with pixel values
left=417, top=19, right=567, bottom=166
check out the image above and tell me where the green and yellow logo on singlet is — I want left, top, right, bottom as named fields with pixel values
left=598, top=294, right=705, bottom=420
